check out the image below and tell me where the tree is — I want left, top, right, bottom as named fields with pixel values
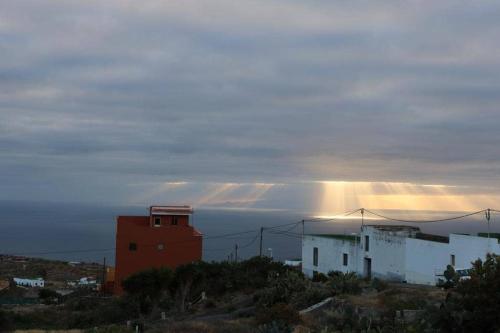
left=435, top=254, right=500, bottom=333
left=122, top=267, right=173, bottom=315
left=442, top=265, right=459, bottom=289
left=171, top=262, right=205, bottom=312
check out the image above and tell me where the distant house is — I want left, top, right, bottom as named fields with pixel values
left=78, top=277, right=97, bottom=285
left=284, top=259, right=302, bottom=267
left=13, top=277, right=45, bottom=288
left=114, top=205, right=202, bottom=294
left=302, top=225, right=500, bottom=285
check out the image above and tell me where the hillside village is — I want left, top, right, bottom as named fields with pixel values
left=1, top=206, right=500, bottom=332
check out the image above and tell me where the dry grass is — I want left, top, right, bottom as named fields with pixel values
left=13, top=330, right=83, bottom=333
left=149, top=318, right=255, bottom=333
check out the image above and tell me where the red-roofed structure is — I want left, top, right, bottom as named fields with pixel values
left=113, top=205, right=202, bottom=294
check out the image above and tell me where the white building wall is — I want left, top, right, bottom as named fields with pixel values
left=449, top=234, right=500, bottom=269
left=405, top=234, right=500, bottom=285
left=405, top=238, right=449, bottom=285
left=303, top=228, right=500, bottom=286
left=13, top=278, right=45, bottom=288
left=302, top=235, right=357, bottom=277
left=359, top=226, right=415, bottom=281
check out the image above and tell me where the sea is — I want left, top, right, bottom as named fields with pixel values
left=0, top=200, right=494, bottom=265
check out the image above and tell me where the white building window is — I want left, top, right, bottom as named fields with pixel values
left=343, top=253, right=348, bottom=266
left=365, top=236, right=370, bottom=252
left=451, top=254, right=455, bottom=266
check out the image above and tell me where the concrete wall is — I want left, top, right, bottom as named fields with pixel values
left=302, top=235, right=357, bottom=277
left=449, top=234, right=500, bottom=269
left=359, top=227, right=413, bottom=281
left=405, top=238, right=449, bottom=285
left=405, top=234, right=500, bottom=285
left=303, top=228, right=500, bottom=286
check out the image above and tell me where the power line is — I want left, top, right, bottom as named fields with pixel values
left=239, top=232, right=260, bottom=249
left=5, top=207, right=499, bottom=257
left=364, top=208, right=488, bottom=223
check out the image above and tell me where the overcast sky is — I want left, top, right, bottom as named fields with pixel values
left=1, top=1, right=500, bottom=208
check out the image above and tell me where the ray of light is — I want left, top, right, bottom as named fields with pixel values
left=130, top=181, right=189, bottom=204
left=195, top=183, right=241, bottom=206
left=316, top=181, right=498, bottom=218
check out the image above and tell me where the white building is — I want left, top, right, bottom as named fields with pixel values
left=78, top=277, right=97, bottom=285
left=13, top=277, right=45, bottom=288
left=302, top=225, right=500, bottom=285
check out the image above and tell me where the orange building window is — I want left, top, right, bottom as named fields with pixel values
left=154, top=217, right=161, bottom=227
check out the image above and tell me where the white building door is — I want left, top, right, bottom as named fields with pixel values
left=364, top=257, right=372, bottom=279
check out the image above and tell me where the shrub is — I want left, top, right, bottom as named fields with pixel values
left=0, top=309, right=11, bottom=332
left=122, top=266, right=173, bottom=315
left=290, top=283, right=332, bottom=309
left=255, top=303, right=301, bottom=326
left=437, top=265, right=459, bottom=289
left=433, top=254, right=500, bottom=332
left=312, top=272, right=329, bottom=283
left=256, top=271, right=308, bottom=308
left=371, top=278, right=389, bottom=292
left=38, top=288, right=60, bottom=304
left=328, top=271, right=362, bottom=295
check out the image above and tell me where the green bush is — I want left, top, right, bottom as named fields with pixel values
left=256, top=271, right=308, bottom=308
left=432, top=254, right=500, bottom=332
left=290, top=283, right=331, bottom=309
left=437, top=265, right=459, bottom=289
left=122, top=266, right=173, bottom=315
left=312, top=272, right=329, bottom=283
left=328, top=271, right=362, bottom=295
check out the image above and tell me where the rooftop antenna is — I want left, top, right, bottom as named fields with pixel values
left=361, top=208, right=365, bottom=230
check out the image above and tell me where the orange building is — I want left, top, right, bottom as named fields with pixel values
left=114, top=205, right=202, bottom=294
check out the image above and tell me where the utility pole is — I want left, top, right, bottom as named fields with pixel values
left=361, top=208, right=365, bottom=229
left=302, top=220, right=305, bottom=238
left=259, top=227, right=264, bottom=257
left=234, top=243, right=238, bottom=263
left=102, top=257, right=106, bottom=295
left=486, top=209, right=491, bottom=253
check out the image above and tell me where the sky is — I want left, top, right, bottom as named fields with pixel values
left=1, top=1, right=500, bottom=213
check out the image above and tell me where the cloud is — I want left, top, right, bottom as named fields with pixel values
left=0, top=0, right=499, bottom=205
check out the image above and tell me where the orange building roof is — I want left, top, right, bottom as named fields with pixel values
left=150, top=205, right=193, bottom=215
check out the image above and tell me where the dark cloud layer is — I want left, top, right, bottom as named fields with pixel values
left=1, top=1, right=500, bottom=204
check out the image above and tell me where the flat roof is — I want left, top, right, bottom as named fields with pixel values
left=306, top=234, right=360, bottom=242
left=478, top=233, right=500, bottom=241
left=150, top=205, right=193, bottom=215
left=365, top=225, right=420, bottom=232
left=415, top=232, right=449, bottom=244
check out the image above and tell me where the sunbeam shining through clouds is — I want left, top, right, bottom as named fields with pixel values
left=129, top=180, right=500, bottom=216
